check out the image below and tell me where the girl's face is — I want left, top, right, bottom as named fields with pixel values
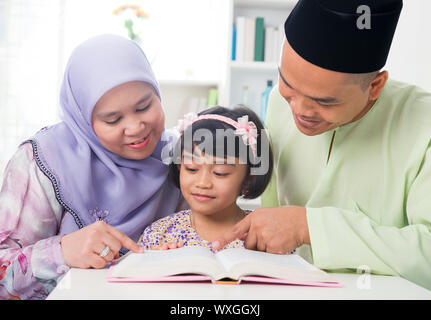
left=92, top=81, right=165, bottom=160
left=179, top=149, right=248, bottom=218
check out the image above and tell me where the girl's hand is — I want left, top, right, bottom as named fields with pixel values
left=60, top=220, right=144, bottom=269
left=152, top=242, right=184, bottom=250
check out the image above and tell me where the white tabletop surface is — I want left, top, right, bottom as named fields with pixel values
left=47, top=268, right=431, bottom=300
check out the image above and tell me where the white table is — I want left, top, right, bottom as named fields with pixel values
left=47, top=268, right=431, bottom=300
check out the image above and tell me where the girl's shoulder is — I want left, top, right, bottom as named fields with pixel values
left=139, top=209, right=191, bottom=248
left=146, top=209, right=191, bottom=232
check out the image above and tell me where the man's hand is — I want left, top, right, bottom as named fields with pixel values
left=212, top=206, right=310, bottom=254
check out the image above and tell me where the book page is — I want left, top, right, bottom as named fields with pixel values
left=110, top=246, right=226, bottom=279
left=215, top=248, right=334, bottom=282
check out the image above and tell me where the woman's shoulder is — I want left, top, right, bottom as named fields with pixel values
left=10, top=142, right=59, bottom=200
left=2, top=142, right=41, bottom=186
left=5, top=142, right=34, bottom=168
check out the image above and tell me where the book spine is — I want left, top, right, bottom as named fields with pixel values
left=275, top=22, right=285, bottom=62
left=254, top=17, right=265, bottom=62
left=235, top=16, right=246, bottom=62
left=264, top=26, right=275, bottom=63
left=207, top=88, right=218, bottom=106
left=232, top=25, right=236, bottom=61
left=244, top=17, right=255, bottom=62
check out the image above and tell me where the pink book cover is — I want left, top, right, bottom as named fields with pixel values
left=107, top=265, right=343, bottom=288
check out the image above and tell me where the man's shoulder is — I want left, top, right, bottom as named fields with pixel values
left=383, top=79, right=431, bottom=128
left=266, top=86, right=295, bottom=136
left=384, top=79, right=431, bottom=106
left=377, top=79, right=431, bottom=157
left=267, top=85, right=291, bottom=115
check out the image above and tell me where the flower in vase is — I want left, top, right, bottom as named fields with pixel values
left=113, top=4, right=150, bottom=41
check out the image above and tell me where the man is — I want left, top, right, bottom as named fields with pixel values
left=213, top=0, right=431, bottom=290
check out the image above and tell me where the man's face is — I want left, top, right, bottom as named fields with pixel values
left=278, top=39, right=375, bottom=136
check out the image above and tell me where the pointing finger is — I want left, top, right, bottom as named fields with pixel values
left=212, top=215, right=252, bottom=251
left=106, top=225, right=144, bottom=253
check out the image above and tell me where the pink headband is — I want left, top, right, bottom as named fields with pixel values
left=176, top=112, right=258, bottom=158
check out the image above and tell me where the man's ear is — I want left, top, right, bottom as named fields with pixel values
left=369, top=70, right=388, bottom=100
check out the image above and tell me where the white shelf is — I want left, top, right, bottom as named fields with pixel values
left=159, top=79, right=218, bottom=87
left=234, top=0, right=297, bottom=10
left=223, top=0, right=293, bottom=110
left=231, top=61, right=278, bottom=71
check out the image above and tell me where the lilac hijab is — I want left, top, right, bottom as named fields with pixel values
left=26, top=34, right=180, bottom=250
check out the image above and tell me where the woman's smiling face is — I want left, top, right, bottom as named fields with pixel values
left=91, top=81, right=165, bottom=160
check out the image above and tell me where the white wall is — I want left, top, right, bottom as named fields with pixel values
left=1, top=0, right=430, bottom=178
left=385, top=1, right=431, bottom=91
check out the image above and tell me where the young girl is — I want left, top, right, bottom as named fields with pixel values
left=0, top=34, right=184, bottom=299
left=138, top=106, right=273, bottom=251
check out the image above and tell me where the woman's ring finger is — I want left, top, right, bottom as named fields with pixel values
left=99, top=245, right=111, bottom=258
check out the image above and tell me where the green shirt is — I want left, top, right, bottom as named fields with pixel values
left=262, top=79, right=431, bottom=290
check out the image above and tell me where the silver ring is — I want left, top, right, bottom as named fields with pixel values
left=99, top=245, right=110, bottom=258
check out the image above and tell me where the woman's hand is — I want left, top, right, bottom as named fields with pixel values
left=60, top=220, right=144, bottom=269
left=152, top=242, right=184, bottom=250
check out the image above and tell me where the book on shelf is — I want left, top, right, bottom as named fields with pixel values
left=233, top=16, right=284, bottom=64
left=232, top=25, right=236, bottom=61
left=244, top=17, right=256, bottom=62
left=108, top=246, right=343, bottom=287
left=235, top=16, right=246, bottom=62
left=254, top=17, right=265, bottom=61
left=264, top=26, right=275, bottom=63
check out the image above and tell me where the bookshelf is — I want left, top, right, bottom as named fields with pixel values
left=219, top=0, right=297, bottom=118
left=158, top=0, right=297, bottom=130
left=159, top=80, right=218, bottom=129
left=230, top=61, right=278, bottom=71
left=224, top=0, right=296, bottom=210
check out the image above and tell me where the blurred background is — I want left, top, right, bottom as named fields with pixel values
left=1, top=0, right=430, bottom=178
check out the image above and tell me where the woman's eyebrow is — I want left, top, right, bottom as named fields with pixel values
left=278, top=66, right=340, bottom=104
left=96, top=92, right=153, bottom=118
left=97, top=111, right=120, bottom=118
left=134, top=92, right=153, bottom=107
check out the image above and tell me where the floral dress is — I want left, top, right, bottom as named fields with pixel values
left=0, top=143, right=69, bottom=300
left=138, top=209, right=248, bottom=252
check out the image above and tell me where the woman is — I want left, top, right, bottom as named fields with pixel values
left=0, top=34, right=184, bottom=300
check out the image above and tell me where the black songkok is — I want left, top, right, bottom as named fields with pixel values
left=284, top=0, right=403, bottom=73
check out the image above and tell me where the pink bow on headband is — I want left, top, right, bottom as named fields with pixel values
left=176, top=112, right=198, bottom=134
left=175, top=112, right=258, bottom=158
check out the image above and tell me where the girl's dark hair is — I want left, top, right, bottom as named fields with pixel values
left=169, top=105, right=273, bottom=199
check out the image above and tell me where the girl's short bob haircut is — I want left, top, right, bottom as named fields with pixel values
left=169, top=105, right=274, bottom=199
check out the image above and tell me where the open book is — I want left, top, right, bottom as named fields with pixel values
left=108, top=246, right=342, bottom=287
